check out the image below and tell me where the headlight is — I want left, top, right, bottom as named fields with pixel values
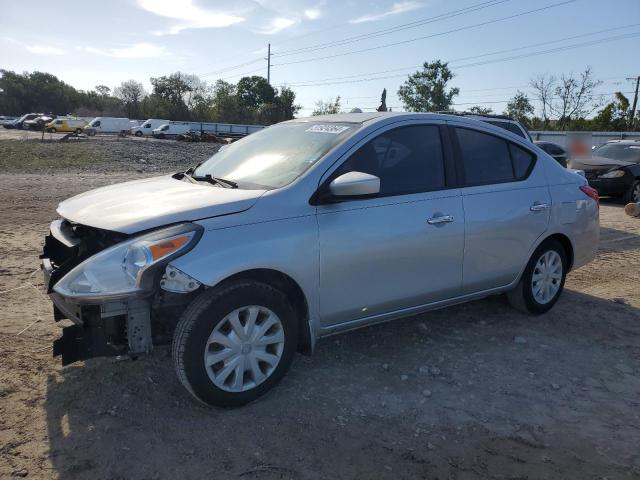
left=53, top=223, right=202, bottom=300
left=598, top=169, right=625, bottom=179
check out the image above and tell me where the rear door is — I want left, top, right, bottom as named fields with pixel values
left=450, top=125, right=550, bottom=294
left=317, top=122, right=465, bottom=326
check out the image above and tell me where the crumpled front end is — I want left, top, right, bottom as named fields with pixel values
left=41, top=219, right=200, bottom=365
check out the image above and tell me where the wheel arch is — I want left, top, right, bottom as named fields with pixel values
left=212, top=268, right=313, bottom=356
left=542, top=233, right=574, bottom=271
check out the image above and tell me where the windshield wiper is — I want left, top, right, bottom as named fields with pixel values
left=173, top=166, right=238, bottom=189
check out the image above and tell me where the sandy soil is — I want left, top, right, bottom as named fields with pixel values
left=0, top=169, right=639, bottom=479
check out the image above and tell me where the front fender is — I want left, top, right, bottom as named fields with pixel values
left=169, top=215, right=320, bottom=337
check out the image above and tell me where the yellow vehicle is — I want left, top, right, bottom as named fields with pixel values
left=45, top=118, right=88, bottom=133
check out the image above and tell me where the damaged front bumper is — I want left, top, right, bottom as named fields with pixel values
left=41, top=223, right=154, bottom=366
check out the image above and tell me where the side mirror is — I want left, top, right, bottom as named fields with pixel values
left=329, top=171, right=380, bottom=197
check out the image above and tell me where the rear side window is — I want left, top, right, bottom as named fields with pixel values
left=456, top=128, right=535, bottom=185
left=506, top=123, right=526, bottom=138
left=334, top=125, right=445, bottom=196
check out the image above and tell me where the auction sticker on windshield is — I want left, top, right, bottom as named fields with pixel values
left=306, top=124, right=351, bottom=134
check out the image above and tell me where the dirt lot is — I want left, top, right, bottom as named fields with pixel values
left=0, top=138, right=639, bottom=479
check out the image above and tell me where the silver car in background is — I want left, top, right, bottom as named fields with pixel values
left=41, top=112, right=599, bottom=407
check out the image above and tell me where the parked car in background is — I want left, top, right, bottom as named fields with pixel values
left=0, top=115, right=17, bottom=125
left=84, top=117, right=131, bottom=136
left=46, top=117, right=88, bottom=133
left=3, top=113, right=42, bottom=129
left=131, top=118, right=170, bottom=137
left=152, top=122, right=196, bottom=139
left=437, top=111, right=532, bottom=142
left=569, top=139, right=640, bottom=202
left=535, top=141, right=568, bottom=167
left=42, top=112, right=599, bottom=407
left=24, top=114, right=56, bottom=131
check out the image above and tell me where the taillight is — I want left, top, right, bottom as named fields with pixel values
left=580, top=185, right=599, bottom=207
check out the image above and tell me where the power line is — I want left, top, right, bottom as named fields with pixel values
left=279, top=31, right=640, bottom=87
left=282, top=24, right=640, bottom=87
left=272, top=0, right=511, bottom=57
left=271, top=0, right=577, bottom=67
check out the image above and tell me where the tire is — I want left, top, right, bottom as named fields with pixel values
left=48, top=127, right=56, bottom=133
left=75, top=128, right=82, bottom=134
left=135, top=131, right=143, bottom=137
left=172, top=281, right=299, bottom=407
left=507, top=239, right=567, bottom=315
left=625, top=179, right=640, bottom=204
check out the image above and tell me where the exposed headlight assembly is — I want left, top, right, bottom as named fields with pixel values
left=54, top=223, right=203, bottom=301
left=598, top=169, right=625, bottom=179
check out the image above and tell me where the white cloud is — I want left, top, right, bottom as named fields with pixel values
left=2, top=37, right=65, bottom=55
left=304, top=8, right=321, bottom=20
left=78, top=43, right=169, bottom=58
left=137, top=0, right=245, bottom=35
left=257, top=17, right=297, bottom=34
left=350, top=1, right=422, bottom=24
left=25, top=45, right=65, bottom=55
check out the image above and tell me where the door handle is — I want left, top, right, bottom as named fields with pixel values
left=427, top=214, right=454, bottom=225
left=530, top=202, right=550, bottom=212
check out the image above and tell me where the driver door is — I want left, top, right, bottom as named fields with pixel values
left=316, top=123, right=464, bottom=327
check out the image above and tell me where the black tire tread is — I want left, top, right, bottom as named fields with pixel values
left=172, top=281, right=294, bottom=406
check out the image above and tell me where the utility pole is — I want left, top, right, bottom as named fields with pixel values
left=267, top=43, right=271, bottom=85
left=628, top=75, right=640, bottom=128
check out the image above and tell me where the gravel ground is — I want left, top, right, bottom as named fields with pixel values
left=0, top=139, right=639, bottom=479
left=0, top=129, right=220, bottom=174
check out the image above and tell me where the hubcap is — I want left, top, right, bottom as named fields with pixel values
left=531, top=250, right=563, bottom=304
left=203, top=306, right=285, bottom=393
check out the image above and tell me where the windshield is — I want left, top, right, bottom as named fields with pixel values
left=194, top=122, right=357, bottom=189
left=160, top=124, right=169, bottom=131
left=593, top=143, right=640, bottom=163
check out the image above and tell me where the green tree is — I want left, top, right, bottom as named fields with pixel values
left=236, top=76, right=275, bottom=111
left=114, top=80, right=147, bottom=118
left=468, top=106, right=493, bottom=115
left=505, top=91, right=534, bottom=127
left=397, top=60, right=459, bottom=112
left=312, top=96, right=341, bottom=115
left=593, top=92, right=633, bottom=131
left=150, top=72, right=192, bottom=119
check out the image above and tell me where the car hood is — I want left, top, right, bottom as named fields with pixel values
left=57, top=175, right=266, bottom=234
left=569, top=155, right=634, bottom=171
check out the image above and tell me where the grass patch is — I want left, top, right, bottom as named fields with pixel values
left=0, top=140, right=97, bottom=172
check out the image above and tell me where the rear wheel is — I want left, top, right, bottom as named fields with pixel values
left=135, top=131, right=143, bottom=137
left=625, top=179, right=640, bottom=204
left=75, top=128, right=82, bottom=134
left=172, top=281, right=298, bottom=407
left=507, top=239, right=567, bottom=314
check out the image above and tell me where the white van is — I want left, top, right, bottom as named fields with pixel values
left=84, top=117, right=131, bottom=136
left=132, top=119, right=170, bottom=137
left=152, top=122, right=198, bottom=139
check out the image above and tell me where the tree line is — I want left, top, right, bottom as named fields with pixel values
left=0, top=70, right=300, bottom=125
left=312, top=60, right=639, bottom=132
left=1, top=63, right=637, bottom=131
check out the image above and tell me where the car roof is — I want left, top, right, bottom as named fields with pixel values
left=290, top=111, right=513, bottom=127
left=604, top=139, right=640, bottom=145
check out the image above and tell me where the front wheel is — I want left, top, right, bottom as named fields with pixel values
left=172, top=281, right=298, bottom=407
left=507, top=239, right=567, bottom=314
left=135, top=131, right=143, bottom=137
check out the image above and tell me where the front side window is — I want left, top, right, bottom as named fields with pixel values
left=456, top=128, right=535, bottom=185
left=195, top=122, right=356, bottom=189
left=92, top=120, right=101, bottom=127
left=333, top=125, right=445, bottom=196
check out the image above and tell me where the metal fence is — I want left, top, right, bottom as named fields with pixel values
left=529, top=131, right=640, bottom=148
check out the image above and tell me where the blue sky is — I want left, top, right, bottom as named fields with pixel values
left=1, top=0, right=639, bottom=117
